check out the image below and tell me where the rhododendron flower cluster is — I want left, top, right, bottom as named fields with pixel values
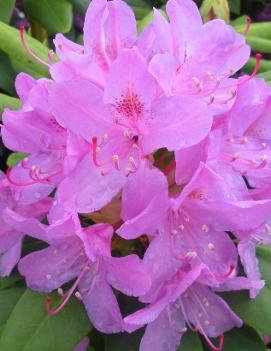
left=1, top=0, right=271, bottom=350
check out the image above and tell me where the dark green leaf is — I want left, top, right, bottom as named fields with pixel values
left=222, top=288, right=271, bottom=337
left=228, top=0, right=241, bottom=15
left=0, top=287, right=25, bottom=336
left=24, top=0, right=73, bottom=34
left=0, top=93, right=21, bottom=115
left=69, top=0, right=89, bottom=16
left=0, top=289, right=91, bottom=351
left=0, top=0, right=16, bottom=23
left=0, top=275, right=22, bottom=290
left=0, top=51, right=16, bottom=95
left=126, top=0, right=152, bottom=21
left=257, top=245, right=271, bottom=289
left=222, top=325, right=266, bottom=351
left=177, top=331, right=203, bottom=351
left=0, top=21, right=50, bottom=78
left=7, top=153, right=28, bottom=167
left=105, top=329, right=144, bottom=351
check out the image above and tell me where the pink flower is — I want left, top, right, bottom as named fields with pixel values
left=51, top=0, right=137, bottom=87
left=123, top=264, right=261, bottom=351
left=1, top=73, right=67, bottom=204
left=19, top=215, right=151, bottom=333
left=138, top=0, right=250, bottom=116
left=0, top=171, right=51, bottom=276
left=49, top=48, right=212, bottom=213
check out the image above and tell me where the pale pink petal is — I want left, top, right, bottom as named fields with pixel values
left=166, top=0, right=202, bottom=60
left=84, top=0, right=136, bottom=62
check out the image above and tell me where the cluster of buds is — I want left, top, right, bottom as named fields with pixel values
left=1, top=1, right=271, bottom=350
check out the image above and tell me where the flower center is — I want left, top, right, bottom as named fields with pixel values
left=114, top=88, right=145, bottom=120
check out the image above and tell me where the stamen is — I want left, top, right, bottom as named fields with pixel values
left=202, top=224, right=209, bottom=233
left=239, top=53, right=262, bottom=84
left=207, top=242, right=215, bottom=250
left=57, top=288, right=64, bottom=297
left=203, top=333, right=224, bottom=351
left=46, top=266, right=87, bottom=316
left=192, top=77, right=203, bottom=92
left=20, top=26, right=50, bottom=68
left=75, top=291, right=82, bottom=301
left=208, top=94, right=215, bottom=105
left=6, top=167, right=37, bottom=186
left=214, top=263, right=235, bottom=280
left=244, top=17, right=252, bottom=36
left=48, top=50, right=55, bottom=64
left=113, top=154, right=120, bottom=170
left=128, top=156, right=137, bottom=170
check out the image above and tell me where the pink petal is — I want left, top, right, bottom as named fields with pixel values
left=83, top=0, right=136, bottom=62
left=19, top=236, right=82, bottom=292
left=105, top=254, right=152, bottom=296
left=143, top=97, right=213, bottom=153
left=103, top=49, right=157, bottom=112
left=56, top=154, right=126, bottom=213
left=140, top=310, right=184, bottom=351
left=81, top=273, right=123, bottom=333
left=49, top=79, right=113, bottom=141
left=166, top=0, right=202, bottom=60
left=0, top=240, right=22, bottom=276
left=118, top=165, right=169, bottom=239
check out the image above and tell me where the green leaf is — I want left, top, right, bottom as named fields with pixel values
left=0, top=51, right=16, bottom=95
left=212, top=0, right=230, bottom=23
left=0, top=93, right=21, bottom=116
left=0, top=276, right=22, bottom=290
left=126, top=0, right=152, bottom=21
left=222, top=325, right=266, bottom=351
left=257, top=245, right=271, bottom=289
left=0, top=21, right=50, bottom=78
left=246, top=36, right=271, bottom=54
left=243, top=57, right=271, bottom=74
left=105, top=329, right=144, bottom=351
left=177, top=331, right=203, bottom=351
left=257, top=70, right=271, bottom=80
left=137, top=11, right=153, bottom=34
left=222, top=288, right=271, bottom=337
left=0, top=0, right=16, bottom=23
left=7, top=153, right=28, bottom=167
left=231, top=15, right=247, bottom=26
left=0, top=289, right=91, bottom=351
left=69, top=0, right=89, bottom=16
left=0, top=287, right=25, bottom=336
left=24, top=0, right=73, bottom=34
left=200, top=0, right=213, bottom=21
left=228, top=0, right=241, bottom=15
